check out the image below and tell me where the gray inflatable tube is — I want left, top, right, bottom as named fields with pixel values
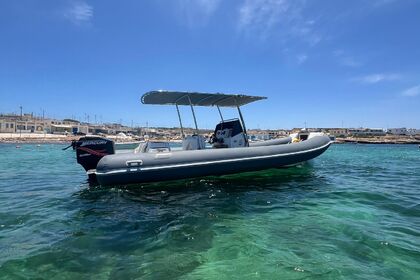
left=249, top=137, right=291, bottom=147
left=94, top=135, right=331, bottom=186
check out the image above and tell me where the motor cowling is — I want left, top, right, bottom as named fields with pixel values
left=74, top=136, right=115, bottom=171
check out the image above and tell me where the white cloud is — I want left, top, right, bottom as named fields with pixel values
left=237, top=0, right=321, bottom=44
left=296, top=54, right=308, bottom=64
left=238, top=0, right=287, bottom=29
left=402, top=85, right=420, bottom=97
left=353, top=73, right=401, bottom=84
left=333, top=50, right=362, bottom=67
left=64, top=1, right=93, bottom=25
left=340, top=57, right=362, bottom=67
left=175, top=0, right=221, bottom=28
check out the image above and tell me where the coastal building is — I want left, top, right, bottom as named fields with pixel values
left=0, top=118, right=15, bottom=133
left=348, top=128, right=386, bottom=137
left=0, top=113, right=49, bottom=133
left=246, top=128, right=288, bottom=141
left=249, top=133, right=271, bottom=141
left=277, top=130, right=290, bottom=136
left=101, top=123, right=134, bottom=135
left=290, top=128, right=303, bottom=134
left=308, top=128, right=323, bottom=133
left=268, top=130, right=290, bottom=138
left=407, top=128, right=420, bottom=135
left=247, top=129, right=289, bottom=141
left=0, top=113, right=124, bottom=135
left=88, top=125, right=110, bottom=135
left=50, top=124, right=73, bottom=134
left=387, top=128, right=420, bottom=136
left=387, top=128, right=407, bottom=135
left=327, top=128, right=348, bottom=137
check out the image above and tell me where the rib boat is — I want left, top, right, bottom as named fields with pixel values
left=71, top=90, right=332, bottom=185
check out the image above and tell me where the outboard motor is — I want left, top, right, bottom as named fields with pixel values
left=73, top=136, right=115, bottom=172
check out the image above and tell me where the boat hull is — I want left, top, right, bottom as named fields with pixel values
left=95, top=135, right=331, bottom=185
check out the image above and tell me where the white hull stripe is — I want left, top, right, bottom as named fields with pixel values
left=95, top=141, right=332, bottom=176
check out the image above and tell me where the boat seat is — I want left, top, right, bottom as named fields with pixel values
left=137, top=141, right=171, bottom=153
left=182, top=135, right=206, bottom=150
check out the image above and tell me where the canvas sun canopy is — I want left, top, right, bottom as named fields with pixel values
left=141, top=90, right=267, bottom=108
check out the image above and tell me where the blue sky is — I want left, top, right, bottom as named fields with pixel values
left=1, top=0, right=419, bottom=129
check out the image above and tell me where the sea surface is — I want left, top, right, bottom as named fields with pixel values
left=0, top=143, right=419, bottom=279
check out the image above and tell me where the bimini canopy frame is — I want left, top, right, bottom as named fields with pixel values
left=141, top=90, right=266, bottom=107
left=141, top=90, right=267, bottom=141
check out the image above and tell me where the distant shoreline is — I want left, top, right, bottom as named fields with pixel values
left=0, top=133, right=177, bottom=144
left=0, top=134, right=75, bottom=144
left=1, top=133, right=419, bottom=145
left=335, top=137, right=420, bottom=145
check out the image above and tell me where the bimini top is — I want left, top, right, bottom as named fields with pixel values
left=141, top=90, right=267, bottom=108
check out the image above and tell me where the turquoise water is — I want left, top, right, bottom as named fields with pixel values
left=0, top=143, right=419, bottom=279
